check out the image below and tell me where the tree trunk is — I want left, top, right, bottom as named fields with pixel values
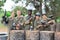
left=55, top=32, right=60, bottom=40
left=26, top=30, right=39, bottom=40
left=40, top=31, right=54, bottom=40
left=56, top=23, right=60, bottom=32
left=10, top=30, right=25, bottom=40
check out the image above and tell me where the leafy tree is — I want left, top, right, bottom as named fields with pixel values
left=12, top=0, right=21, bottom=3
left=0, top=0, right=6, bottom=14
left=14, top=6, right=27, bottom=16
left=0, top=0, right=6, bottom=7
left=0, top=1, right=4, bottom=7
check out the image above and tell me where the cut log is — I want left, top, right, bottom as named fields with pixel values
left=50, top=24, right=56, bottom=31
left=10, top=30, right=25, bottom=40
left=40, top=31, right=54, bottom=40
left=26, top=30, right=39, bottom=40
left=55, top=32, right=60, bottom=40
left=56, top=23, right=60, bottom=32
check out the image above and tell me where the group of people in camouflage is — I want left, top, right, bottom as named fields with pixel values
left=8, top=9, right=56, bottom=31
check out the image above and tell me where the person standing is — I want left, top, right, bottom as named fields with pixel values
left=8, top=11, right=16, bottom=30
left=15, top=10, right=25, bottom=30
left=25, top=2, right=36, bottom=30
left=48, top=15, right=56, bottom=31
left=41, top=13, right=50, bottom=31
left=24, top=10, right=34, bottom=30
left=8, top=11, right=16, bottom=40
left=34, top=12, right=43, bottom=30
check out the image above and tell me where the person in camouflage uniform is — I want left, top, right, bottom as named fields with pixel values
left=8, top=11, right=16, bottom=30
left=24, top=10, right=34, bottom=30
left=48, top=15, right=56, bottom=31
left=34, top=12, right=43, bottom=30
left=42, top=13, right=48, bottom=21
left=15, top=10, right=25, bottom=30
left=41, top=13, right=50, bottom=31
left=8, top=11, right=16, bottom=40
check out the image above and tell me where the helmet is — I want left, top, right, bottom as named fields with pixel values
left=35, top=12, right=41, bottom=16
left=48, top=15, right=54, bottom=18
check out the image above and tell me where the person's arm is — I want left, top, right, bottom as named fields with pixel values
left=36, top=25, right=43, bottom=28
left=24, top=17, right=32, bottom=25
left=20, top=17, right=26, bottom=25
left=34, top=24, right=43, bottom=30
left=48, top=20, right=56, bottom=24
left=25, top=20, right=30, bottom=24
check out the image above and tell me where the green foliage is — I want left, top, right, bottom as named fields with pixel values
left=0, top=9, right=4, bottom=18
left=2, top=0, right=6, bottom=3
left=12, top=0, right=21, bottom=3
left=6, top=11, right=11, bottom=17
left=0, top=0, right=6, bottom=7
left=53, top=0, right=60, bottom=18
left=14, top=6, right=27, bottom=16
left=0, top=1, right=4, bottom=7
left=56, top=17, right=60, bottom=23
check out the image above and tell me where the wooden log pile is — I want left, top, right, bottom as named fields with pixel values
left=10, top=30, right=25, bottom=40
left=9, top=30, right=60, bottom=40
left=56, top=23, right=60, bottom=32
left=40, top=31, right=54, bottom=40
left=55, top=32, right=60, bottom=40
left=26, top=30, right=39, bottom=40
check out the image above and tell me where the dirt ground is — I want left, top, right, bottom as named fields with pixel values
left=0, top=27, right=8, bottom=32
left=0, top=21, right=8, bottom=32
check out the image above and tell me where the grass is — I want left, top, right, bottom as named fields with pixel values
left=0, top=13, right=4, bottom=18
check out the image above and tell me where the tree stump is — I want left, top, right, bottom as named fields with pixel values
left=10, top=30, right=25, bottom=40
left=26, top=30, right=39, bottom=40
left=40, top=31, right=54, bottom=40
left=50, top=24, right=56, bottom=31
left=56, top=23, right=60, bottom=32
left=55, top=32, right=60, bottom=40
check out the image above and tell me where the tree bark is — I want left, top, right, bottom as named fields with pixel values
left=56, top=23, right=60, bottom=32
left=40, top=31, right=54, bottom=40
left=55, top=32, right=60, bottom=40
left=26, top=30, right=39, bottom=40
left=10, top=30, right=25, bottom=40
